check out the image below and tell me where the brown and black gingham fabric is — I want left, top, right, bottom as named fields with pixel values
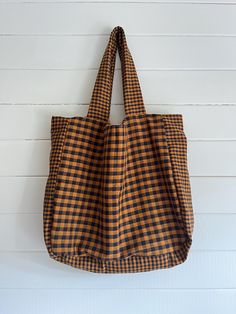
left=43, top=26, right=194, bottom=273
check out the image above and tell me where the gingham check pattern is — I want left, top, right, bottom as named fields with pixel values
left=43, top=26, right=194, bottom=273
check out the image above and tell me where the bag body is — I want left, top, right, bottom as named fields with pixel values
left=44, top=26, right=194, bottom=273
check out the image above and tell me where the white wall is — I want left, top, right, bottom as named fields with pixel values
left=0, top=1, right=236, bottom=313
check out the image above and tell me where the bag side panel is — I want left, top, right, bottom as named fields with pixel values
left=162, top=115, right=194, bottom=240
left=43, top=116, right=69, bottom=256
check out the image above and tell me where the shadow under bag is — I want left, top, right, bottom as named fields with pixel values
left=43, top=26, right=194, bottom=273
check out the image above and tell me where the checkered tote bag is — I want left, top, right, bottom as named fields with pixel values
left=44, top=26, right=194, bottom=273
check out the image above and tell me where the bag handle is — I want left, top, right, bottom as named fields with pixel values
left=87, top=26, right=146, bottom=122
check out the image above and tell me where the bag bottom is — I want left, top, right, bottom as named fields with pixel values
left=48, top=239, right=192, bottom=274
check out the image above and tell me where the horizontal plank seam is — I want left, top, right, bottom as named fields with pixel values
left=2, top=250, right=236, bottom=254
left=2, top=34, right=236, bottom=38
left=2, top=1, right=236, bottom=5
left=1, top=103, right=236, bottom=106
left=2, top=175, right=230, bottom=178
left=1, top=175, right=235, bottom=178
left=1, top=249, right=236, bottom=253
left=0, top=138, right=235, bottom=141
left=0, top=288, right=236, bottom=291
left=0, top=1, right=236, bottom=4
left=2, top=68, right=236, bottom=71
left=0, top=209, right=233, bottom=216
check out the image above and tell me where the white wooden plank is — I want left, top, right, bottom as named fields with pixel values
left=1, top=70, right=236, bottom=104
left=0, top=104, right=236, bottom=140
left=0, top=3, right=236, bottom=35
left=1, top=36, right=236, bottom=69
left=0, top=141, right=50, bottom=176
left=191, top=177, right=236, bottom=213
left=0, top=105, right=88, bottom=140
left=0, top=213, right=234, bottom=251
left=0, top=177, right=235, bottom=214
left=0, top=289, right=235, bottom=314
left=188, top=141, right=236, bottom=176
left=0, top=252, right=235, bottom=288
left=0, top=140, right=235, bottom=176
left=0, top=213, right=44, bottom=251
left=0, top=177, right=46, bottom=212
left=192, top=214, right=236, bottom=250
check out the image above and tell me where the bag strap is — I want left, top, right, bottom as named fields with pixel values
left=87, top=26, right=146, bottom=122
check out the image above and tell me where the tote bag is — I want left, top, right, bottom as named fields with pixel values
left=43, top=26, right=194, bottom=273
